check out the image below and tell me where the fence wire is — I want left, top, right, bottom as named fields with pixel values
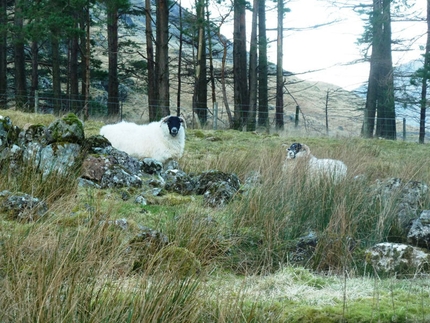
left=0, top=93, right=428, bottom=142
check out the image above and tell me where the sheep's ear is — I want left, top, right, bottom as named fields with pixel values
left=160, top=116, right=170, bottom=123
left=179, top=116, right=187, bottom=128
left=301, top=144, right=310, bottom=154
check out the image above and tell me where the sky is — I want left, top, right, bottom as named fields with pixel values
left=206, top=0, right=428, bottom=91
left=274, top=0, right=369, bottom=90
left=262, top=0, right=428, bottom=90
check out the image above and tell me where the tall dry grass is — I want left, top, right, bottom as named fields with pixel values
left=182, top=137, right=430, bottom=274
left=0, top=208, right=205, bottom=322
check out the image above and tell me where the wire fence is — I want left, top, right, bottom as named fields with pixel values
left=0, top=92, right=428, bottom=142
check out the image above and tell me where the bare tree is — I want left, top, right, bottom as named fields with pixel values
left=194, top=0, right=208, bottom=126
left=206, top=0, right=217, bottom=119
left=216, top=6, right=234, bottom=127
left=156, top=0, right=171, bottom=117
left=106, top=0, right=120, bottom=118
left=51, top=31, right=62, bottom=114
left=233, top=0, right=249, bottom=129
left=30, top=38, right=38, bottom=111
left=418, top=0, right=430, bottom=144
left=258, top=0, right=268, bottom=129
left=69, top=17, right=80, bottom=113
left=248, top=0, right=258, bottom=131
left=82, top=2, right=91, bottom=120
left=145, top=0, right=157, bottom=121
left=275, top=0, right=287, bottom=130
left=176, top=0, right=183, bottom=115
left=14, top=0, right=28, bottom=112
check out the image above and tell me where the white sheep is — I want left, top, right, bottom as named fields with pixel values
left=100, top=115, right=186, bottom=164
left=283, top=142, right=347, bottom=183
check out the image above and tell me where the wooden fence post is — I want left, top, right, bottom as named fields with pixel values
left=295, top=105, right=299, bottom=128
left=34, top=90, right=39, bottom=113
left=213, top=102, right=218, bottom=130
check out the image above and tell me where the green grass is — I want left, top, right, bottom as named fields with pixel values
left=1, top=109, right=430, bottom=322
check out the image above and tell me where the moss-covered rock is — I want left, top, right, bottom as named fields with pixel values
left=196, top=170, right=241, bottom=194
left=0, top=116, right=20, bottom=149
left=365, top=242, right=430, bottom=277
left=19, top=124, right=49, bottom=146
left=82, top=135, right=112, bottom=153
left=46, top=113, right=85, bottom=144
left=0, top=190, right=48, bottom=221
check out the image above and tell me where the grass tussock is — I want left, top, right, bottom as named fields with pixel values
left=0, top=156, right=79, bottom=204
left=0, top=216, right=204, bottom=322
left=1, top=110, right=430, bottom=321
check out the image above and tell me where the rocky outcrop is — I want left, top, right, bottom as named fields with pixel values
left=0, top=114, right=243, bottom=218
left=360, top=178, right=430, bottom=276
left=370, top=178, right=429, bottom=238
left=0, top=190, right=48, bottom=221
left=286, top=178, right=430, bottom=274
left=408, top=210, right=430, bottom=249
left=365, top=242, right=430, bottom=277
left=1, top=113, right=85, bottom=178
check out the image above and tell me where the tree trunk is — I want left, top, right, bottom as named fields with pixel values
left=258, top=0, right=268, bottom=129
left=176, top=0, right=183, bottom=116
left=363, top=0, right=396, bottom=139
left=107, top=2, right=120, bottom=118
left=51, top=32, right=62, bottom=115
left=0, top=0, right=7, bottom=108
left=247, top=0, right=258, bottom=132
left=362, top=59, right=378, bottom=138
left=30, top=41, right=38, bottom=111
left=194, top=0, right=207, bottom=126
left=217, top=20, right=233, bottom=127
left=69, top=21, right=80, bottom=113
left=362, top=0, right=382, bottom=138
left=14, top=1, right=28, bottom=112
left=145, top=0, right=157, bottom=121
left=156, top=0, right=170, bottom=118
left=233, top=0, right=248, bottom=130
left=206, top=0, right=216, bottom=118
left=419, top=0, right=430, bottom=144
left=364, top=0, right=396, bottom=139
left=82, top=4, right=91, bottom=120
left=275, top=0, right=284, bottom=130
left=374, top=0, right=395, bottom=140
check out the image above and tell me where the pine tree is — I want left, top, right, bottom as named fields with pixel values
left=362, top=0, right=396, bottom=139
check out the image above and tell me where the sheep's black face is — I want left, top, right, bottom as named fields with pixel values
left=164, top=116, right=183, bottom=137
left=287, top=142, right=302, bottom=159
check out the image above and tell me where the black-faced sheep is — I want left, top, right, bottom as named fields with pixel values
left=283, top=142, right=347, bottom=183
left=100, top=115, right=186, bottom=164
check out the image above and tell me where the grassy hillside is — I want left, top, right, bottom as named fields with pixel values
left=1, top=110, right=430, bottom=322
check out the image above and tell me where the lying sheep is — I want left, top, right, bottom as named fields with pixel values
left=100, top=115, right=186, bottom=164
left=283, top=142, right=347, bottom=183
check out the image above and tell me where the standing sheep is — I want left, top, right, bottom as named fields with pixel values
left=283, top=142, right=347, bottom=183
left=100, top=115, right=186, bottom=164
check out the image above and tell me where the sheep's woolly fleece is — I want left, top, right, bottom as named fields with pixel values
left=100, top=116, right=185, bottom=164
left=283, top=142, right=347, bottom=183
